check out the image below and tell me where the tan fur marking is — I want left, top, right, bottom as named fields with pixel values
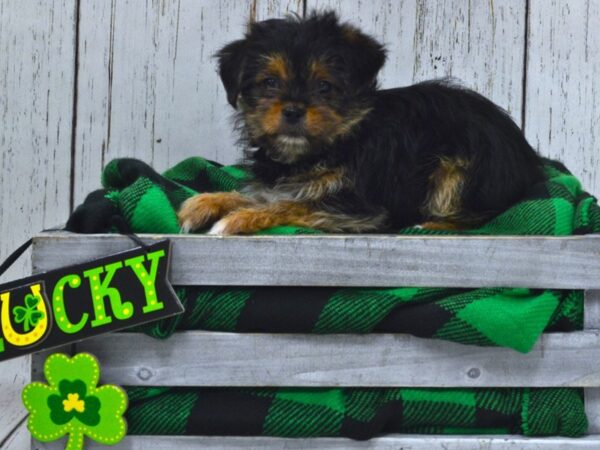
left=419, top=221, right=464, bottom=231
left=242, top=98, right=272, bottom=139
left=261, top=101, right=282, bottom=134
left=305, top=106, right=325, bottom=135
left=423, top=157, right=470, bottom=219
left=300, top=169, right=345, bottom=199
left=309, top=60, right=332, bottom=81
left=289, top=167, right=347, bottom=200
left=177, top=192, right=255, bottom=231
left=305, top=105, right=342, bottom=139
left=263, top=53, right=290, bottom=81
left=214, top=200, right=387, bottom=234
left=335, top=107, right=372, bottom=137
left=306, top=106, right=371, bottom=141
left=341, top=25, right=361, bottom=43
left=215, top=202, right=315, bottom=234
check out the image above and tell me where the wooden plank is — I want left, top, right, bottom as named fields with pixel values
left=32, top=233, right=600, bottom=289
left=525, top=0, right=600, bottom=198
left=33, top=434, right=600, bottom=450
left=310, top=0, right=526, bottom=125
left=0, top=1, right=76, bottom=447
left=1, top=421, right=29, bottom=450
left=585, top=290, right=600, bottom=329
left=74, top=331, right=600, bottom=387
left=0, top=356, right=30, bottom=448
left=586, top=388, right=600, bottom=433
left=0, top=0, right=75, bottom=287
left=72, top=0, right=303, bottom=206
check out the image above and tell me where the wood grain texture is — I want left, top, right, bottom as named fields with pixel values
left=0, top=421, right=29, bottom=450
left=0, top=0, right=75, bottom=287
left=32, top=233, right=600, bottom=289
left=72, top=331, right=600, bottom=387
left=0, top=357, right=29, bottom=449
left=72, top=0, right=304, bottom=206
left=587, top=388, right=600, bottom=433
left=585, top=290, right=600, bottom=329
left=0, top=1, right=76, bottom=447
left=310, top=0, right=526, bottom=124
left=525, top=0, right=600, bottom=198
left=33, top=434, right=600, bottom=450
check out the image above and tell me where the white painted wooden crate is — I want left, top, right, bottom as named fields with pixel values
left=29, top=232, right=600, bottom=449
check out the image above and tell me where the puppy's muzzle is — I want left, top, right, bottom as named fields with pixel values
left=282, top=105, right=306, bottom=124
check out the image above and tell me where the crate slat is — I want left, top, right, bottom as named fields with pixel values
left=33, top=435, right=600, bottom=449
left=585, top=290, right=600, bottom=329
left=32, top=233, right=600, bottom=448
left=31, top=233, right=600, bottom=289
left=71, top=331, right=600, bottom=387
left=586, top=388, right=600, bottom=432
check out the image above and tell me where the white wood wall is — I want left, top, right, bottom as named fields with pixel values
left=1, top=1, right=599, bottom=448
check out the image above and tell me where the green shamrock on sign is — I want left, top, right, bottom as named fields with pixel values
left=22, top=353, right=128, bottom=450
left=13, top=293, right=45, bottom=332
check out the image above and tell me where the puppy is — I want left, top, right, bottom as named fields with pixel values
left=178, top=11, right=544, bottom=235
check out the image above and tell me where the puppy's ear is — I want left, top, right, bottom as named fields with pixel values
left=341, top=25, right=386, bottom=87
left=216, top=39, right=247, bottom=108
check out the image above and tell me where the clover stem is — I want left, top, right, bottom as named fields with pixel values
left=65, top=428, right=85, bottom=450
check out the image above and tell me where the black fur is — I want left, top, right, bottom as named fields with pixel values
left=215, top=11, right=544, bottom=231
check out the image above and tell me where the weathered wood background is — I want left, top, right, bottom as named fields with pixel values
left=1, top=1, right=599, bottom=448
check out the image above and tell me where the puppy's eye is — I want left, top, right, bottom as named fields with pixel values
left=263, top=77, right=280, bottom=89
left=318, top=80, right=333, bottom=94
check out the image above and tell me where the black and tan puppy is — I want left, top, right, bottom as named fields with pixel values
left=178, top=11, right=544, bottom=234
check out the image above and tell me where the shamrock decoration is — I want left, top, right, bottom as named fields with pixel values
left=22, top=353, right=127, bottom=450
left=48, top=379, right=101, bottom=427
left=12, top=293, right=45, bottom=332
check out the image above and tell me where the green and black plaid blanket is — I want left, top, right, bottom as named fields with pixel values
left=67, top=156, right=598, bottom=438
left=124, top=386, right=586, bottom=438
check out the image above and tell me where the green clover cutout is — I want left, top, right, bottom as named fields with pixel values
left=22, top=353, right=128, bottom=450
left=13, top=294, right=45, bottom=332
left=48, top=380, right=101, bottom=427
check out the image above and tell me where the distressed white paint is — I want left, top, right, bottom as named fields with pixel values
left=526, top=0, right=600, bottom=198
left=1, top=422, right=29, bottom=450
left=72, top=0, right=304, bottom=206
left=73, top=331, right=600, bottom=387
left=585, top=290, right=600, bottom=329
left=34, top=434, right=600, bottom=450
left=586, top=388, right=600, bottom=433
left=311, top=0, right=526, bottom=124
left=31, top=233, right=600, bottom=289
left=0, top=357, right=30, bottom=448
left=0, top=0, right=75, bottom=448
left=0, top=0, right=75, bottom=295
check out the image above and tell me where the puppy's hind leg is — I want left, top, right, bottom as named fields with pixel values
left=419, top=157, right=483, bottom=231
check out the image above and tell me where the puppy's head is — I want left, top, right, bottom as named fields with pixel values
left=217, top=11, right=386, bottom=164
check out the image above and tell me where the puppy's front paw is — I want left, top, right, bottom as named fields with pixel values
left=207, top=218, right=231, bottom=235
left=178, top=192, right=253, bottom=233
left=207, top=209, right=275, bottom=235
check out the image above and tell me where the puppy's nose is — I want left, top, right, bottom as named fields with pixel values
left=282, top=106, right=305, bottom=124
